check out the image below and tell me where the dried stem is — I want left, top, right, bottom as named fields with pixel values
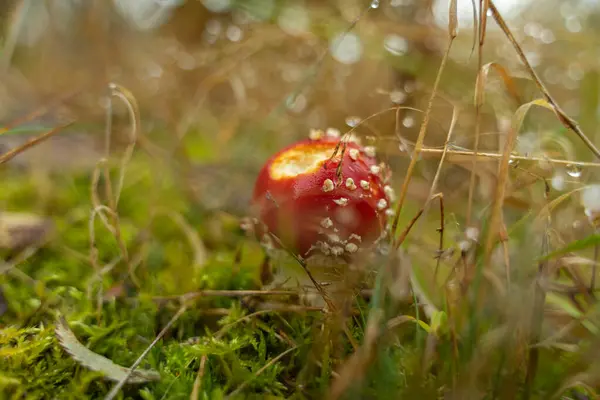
left=390, top=0, right=457, bottom=244
left=0, top=122, right=74, bottom=165
left=489, top=0, right=600, bottom=159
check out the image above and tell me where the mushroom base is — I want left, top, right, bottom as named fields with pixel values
left=263, top=249, right=367, bottom=309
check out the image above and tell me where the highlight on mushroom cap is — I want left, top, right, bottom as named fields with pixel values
left=251, top=128, right=395, bottom=259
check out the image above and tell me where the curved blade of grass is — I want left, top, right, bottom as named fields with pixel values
left=539, top=233, right=600, bottom=262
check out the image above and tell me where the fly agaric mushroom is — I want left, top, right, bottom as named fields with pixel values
left=251, top=128, right=395, bottom=261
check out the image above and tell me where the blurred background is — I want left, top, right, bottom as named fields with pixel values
left=2, top=0, right=599, bottom=216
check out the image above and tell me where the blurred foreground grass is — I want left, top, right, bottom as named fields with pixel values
left=2, top=1, right=600, bottom=399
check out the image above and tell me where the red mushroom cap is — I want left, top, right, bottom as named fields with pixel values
left=251, top=128, right=395, bottom=259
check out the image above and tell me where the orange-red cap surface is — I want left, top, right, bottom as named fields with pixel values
left=252, top=129, right=394, bottom=258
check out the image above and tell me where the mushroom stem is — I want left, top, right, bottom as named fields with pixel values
left=265, top=249, right=363, bottom=309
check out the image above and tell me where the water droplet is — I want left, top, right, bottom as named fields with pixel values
left=465, top=227, right=479, bottom=242
left=176, top=52, right=196, bottom=70
left=582, top=184, right=600, bottom=214
left=370, top=0, right=380, bottom=8
left=540, top=29, right=555, bottom=44
left=524, top=22, right=542, bottom=38
left=525, top=51, right=540, bottom=67
left=226, top=25, right=243, bottom=42
left=389, top=90, right=406, bottom=104
left=286, top=94, right=307, bottom=113
left=330, top=32, right=363, bottom=65
left=538, top=154, right=552, bottom=171
left=486, top=9, right=492, bottom=17
left=566, top=163, right=583, bottom=178
left=567, top=63, right=584, bottom=81
left=345, top=116, right=361, bottom=127
left=384, top=34, right=408, bottom=56
left=551, top=172, right=566, bottom=191
left=205, top=19, right=222, bottom=36
left=277, top=5, right=310, bottom=36
left=543, top=66, right=561, bottom=85
left=404, top=80, right=416, bottom=93
left=508, top=151, right=519, bottom=166
left=146, top=62, right=163, bottom=78
left=201, top=0, right=232, bottom=13
left=402, top=115, right=415, bottom=128
left=565, top=15, right=582, bottom=33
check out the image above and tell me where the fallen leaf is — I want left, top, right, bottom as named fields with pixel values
left=0, top=212, right=53, bottom=250
left=54, top=316, right=161, bottom=384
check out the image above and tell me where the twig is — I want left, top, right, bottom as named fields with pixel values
left=416, top=147, right=600, bottom=168
left=0, top=122, right=74, bottom=165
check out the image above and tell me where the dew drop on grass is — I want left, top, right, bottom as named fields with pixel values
left=205, top=19, right=221, bottom=35
left=345, top=116, right=361, bottom=127
left=370, top=0, right=380, bottom=8
left=567, top=63, right=584, bottom=81
left=389, top=90, right=406, bottom=104
left=277, top=5, right=310, bottom=36
left=582, top=184, right=600, bottom=216
left=540, top=29, right=555, bottom=44
left=565, top=15, right=582, bottom=33
left=538, top=155, right=552, bottom=171
left=201, top=0, right=232, bottom=13
left=402, top=115, right=414, bottom=128
left=566, top=163, right=583, bottom=178
left=551, top=172, right=566, bottom=191
left=286, top=94, right=307, bottom=113
left=525, top=51, right=541, bottom=67
left=226, top=25, right=243, bottom=42
left=330, top=32, right=363, bottom=65
left=384, top=34, right=408, bottom=56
